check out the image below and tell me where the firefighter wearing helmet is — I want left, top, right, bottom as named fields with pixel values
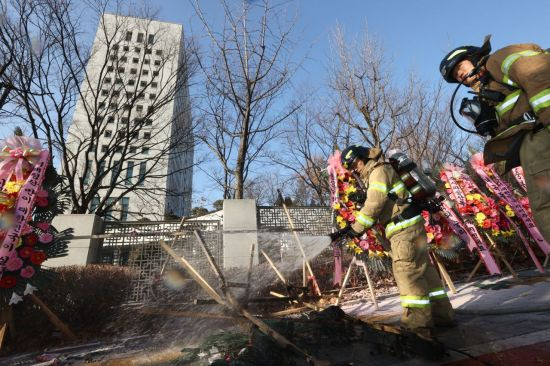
left=440, top=36, right=550, bottom=242
left=339, top=145, right=455, bottom=339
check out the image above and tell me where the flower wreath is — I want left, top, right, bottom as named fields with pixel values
left=327, top=152, right=388, bottom=259
left=0, top=135, right=69, bottom=305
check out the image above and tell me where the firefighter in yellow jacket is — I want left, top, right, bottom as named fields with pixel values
left=440, top=37, right=550, bottom=241
left=339, top=145, right=455, bottom=338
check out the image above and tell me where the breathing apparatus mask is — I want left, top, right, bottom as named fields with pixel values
left=449, top=35, right=500, bottom=137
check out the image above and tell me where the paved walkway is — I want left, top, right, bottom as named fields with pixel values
left=342, top=269, right=550, bottom=365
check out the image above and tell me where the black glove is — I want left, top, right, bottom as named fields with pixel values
left=329, top=226, right=363, bottom=241
left=329, top=227, right=350, bottom=242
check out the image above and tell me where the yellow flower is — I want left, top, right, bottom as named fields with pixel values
left=345, top=186, right=357, bottom=194
left=15, top=238, right=23, bottom=248
left=475, top=212, right=486, bottom=222
left=333, top=203, right=341, bottom=210
left=444, top=183, right=450, bottom=189
left=505, top=205, right=512, bottom=211
left=4, top=181, right=24, bottom=194
left=506, top=210, right=515, bottom=217
left=466, top=194, right=473, bottom=201
left=338, top=221, right=347, bottom=229
left=473, top=194, right=481, bottom=200
left=427, top=232, right=435, bottom=241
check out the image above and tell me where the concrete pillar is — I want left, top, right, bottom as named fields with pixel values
left=222, top=199, right=258, bottom=269
left=46, top=214, right=103, bottom=267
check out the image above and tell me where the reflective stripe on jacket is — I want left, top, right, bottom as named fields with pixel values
left=351, top=157, right=422, bottom=238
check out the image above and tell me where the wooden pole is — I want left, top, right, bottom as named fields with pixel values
left=484, top=233, right=517, bottom=278
left=357, top=260, right=379, bottom=310
left=160, top=241, right=226, bottom=305
left=466, top=259, right=483, bottom=283
left=244, top=242, right=256, bottom=305
left=180, top=235, right=324, bottom=365
left=261, top=250, right=288, bottom=285
left=277, top=190, right=322, bottom=296
left=335, top=256, right=356, bottom=306
left=160, top=216, right=188, bottom=276
left=430, top=251, right=457, bottom=294
left=29, top=294, right=76, bottom=340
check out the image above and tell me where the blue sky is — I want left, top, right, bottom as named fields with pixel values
left=159, top=0, right=550, bottom=208
left=3, top=0, right=550, bottom=209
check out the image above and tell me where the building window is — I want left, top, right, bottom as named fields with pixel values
left=112, top=90, right=120, bottom=97
left=109, top=102, right=117, bottom=110
left=98, top=161, right=105, bottom=180
left=105, top=130, right=112, bottom=138
left=149, top=93, right=156, bottom=100
left=104, top=77, right=112, bottom=83
left=101, top=89, right=108, bottom=96
left=101, top=145, right=108, bottom=152
left=83, top=160, right=92, bottom=184
left=154, top=60, right=160, bottom=66
left=125, top=161, right=134, bottom=185
left=117, top=67, right=124, bottom=73
left=140, top=80, right=147, bottom=87
left=121, top=117, right=128, bottom=124
left=144, top=59, right=150, bottom=65
left=128, top=79, right=135, bottom=86
left=109, top=54, right=117, bottom=61
left=111, top=160, right=121, bottom=185
left=113, top=44, right=119, bottom=51
left=155, top=49, right=162, bottom=56
left=151, top=82, right=158, bottom=88
left=137, top=32, right=144, bottom=43
left=130, top=68, right=137, bottom=75
left=99, top=102, right=106, bottom=108
left=142, top=147, right=149, bottom=155
left=142, top=69, right=149, bottom=76
left=145, top=48, right=152, bottom=55
left=143, top=132, right=151, bottom=139
left=136, top=105, right=143, bottom=112
left=145, top=119, right=152, bottom=126
left=134, top=117, right=143, bottom=125
left=120, top=197, right=130, bottom=221
left=107, top=116, right=115, bottom=123
left=138, top=162, right=146, bottom=185
left=132, top=57, right=139, bottom=64
left=105, top=197, right=116, bottom=221
left=126, top=92, right=133, bottom=99
left=125, top=31, right=132, bottom=41
left=107, top=66, right=114, bottom=72
left=147, top=106, right=155, bottom=114
left=148, top=34, right=155, bottom=44
left=123, top=45, right=129, bottom=52
left=134, top=47, right=141, bottom=53
left=120, top=56, right=127, bottom=62
left=129, top=146, right=137, bottom=154
left=152, top=70, right=159, bottom=77
left=116, top=78, right=123, bottom=84
left=89, top=195, right=100, bottom=213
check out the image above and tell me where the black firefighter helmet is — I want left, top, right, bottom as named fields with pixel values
left=340, top=145, right=381, bottom=170
left=439, top=35, right=492, bottom=83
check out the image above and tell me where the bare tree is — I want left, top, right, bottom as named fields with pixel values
left=392, top=81, right=472, bottom=170
left=192, top=0, right=299, bottom=199
left=2, top=0, right=196, bottom=220
left=328, top=24, right=413, bottom=149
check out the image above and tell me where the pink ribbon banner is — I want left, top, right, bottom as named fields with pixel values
left=0, top=150, right=50, bottom=275
left=471, top=153, right=550, bottom=256
left=511, top=166, right=527, bottom=193
left=443, top=169, right=501, bottom=275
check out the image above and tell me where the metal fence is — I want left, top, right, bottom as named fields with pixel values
left=256, top=206, right=333, bottom=265
left=100, top=219, right=222, bottom=304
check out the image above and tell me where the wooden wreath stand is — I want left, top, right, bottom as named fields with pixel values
left=429, top=250, right=457, bottom=294
left=335, top=256, right=378, bottom=309
left=0, top=293, right=77, bottom=350
left=466, top=233, right=518, bottom=283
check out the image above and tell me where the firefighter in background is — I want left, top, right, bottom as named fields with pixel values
left=440, top=37, right=550, bottom=241
left=338, top=145, right=455, bottom=338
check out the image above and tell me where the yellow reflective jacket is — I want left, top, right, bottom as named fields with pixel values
left=350, top=156, right=423, bottom=239
left=482, top=43, right=550, bottom=165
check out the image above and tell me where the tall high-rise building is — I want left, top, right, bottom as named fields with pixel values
left=66, top=13, right=193, bottom=221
